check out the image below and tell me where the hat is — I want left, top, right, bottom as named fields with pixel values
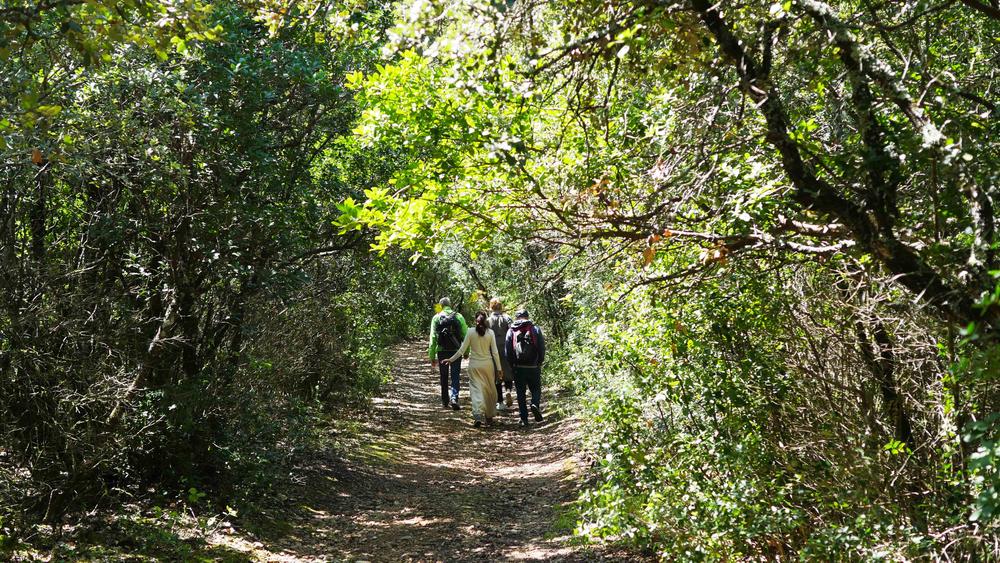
left=439, top=297, right=451, bottom=307
left=514, top=309, right=529, bottom=319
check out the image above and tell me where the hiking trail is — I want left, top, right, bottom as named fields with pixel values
left=208, top=339, right=644, bottom=562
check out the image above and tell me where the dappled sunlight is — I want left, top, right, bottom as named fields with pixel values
left=506, top=545, right=578, bottom=561
left=396, top=515, right=455, bottom=527
left=204, top=340, right=648, bottom=562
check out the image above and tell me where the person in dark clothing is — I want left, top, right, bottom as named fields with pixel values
left=488, top=298, right=514, bottom=411
left=504, top=310, right=545, bottom=427
left=429, top=297, right=468, bottom=409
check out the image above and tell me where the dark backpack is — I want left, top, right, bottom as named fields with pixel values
left=436, top=312, right=462, bottom=350
left=512, top=323, right=539, bottom=365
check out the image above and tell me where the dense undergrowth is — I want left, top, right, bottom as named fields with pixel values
left=451, top=240, right=1000, bottom=557
left=553, top=262, right=1000, bottom=560
left=0, top=0, right=450, bottom=550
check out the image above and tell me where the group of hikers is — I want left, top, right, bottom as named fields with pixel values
left=428, top=297, right=545, bottom=428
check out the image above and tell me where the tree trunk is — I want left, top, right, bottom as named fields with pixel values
left=856, top=322, right=914, bottom=448
left=30, top=161, right=47, bottom=262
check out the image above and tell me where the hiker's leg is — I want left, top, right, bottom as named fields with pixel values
left=469, top=369, right=484, bottom=417
left=495, top=379, right=503, bottom=406
left=479, top=369, right=498, bottom=418
left=438, top=360, right=450, bottom=406
left=449, top=357, right=462, bottom=402
left=528, top=368, right=542, bottom=410
left=514, top=367, right=529, bottom=422
left=501, top=358, right=514, bottom=406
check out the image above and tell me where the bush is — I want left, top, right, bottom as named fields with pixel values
left=565, top=264, right=1000, bottom=559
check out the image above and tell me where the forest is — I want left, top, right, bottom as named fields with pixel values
left=1, top=0, right=998, bottom=560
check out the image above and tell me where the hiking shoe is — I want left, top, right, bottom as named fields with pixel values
left=505, top=392, right=513, bottom=408
left=450, top=399, right=460, bottom=410
left=496, top=402, right=504, bottom=412
left=473, top=416, right=482, bottom=428
left=519, top=419, right=529, bottom=428
left=531, top=404, right=543, bottom=422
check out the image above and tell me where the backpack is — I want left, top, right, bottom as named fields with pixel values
left=436, top=312, right=462, bottom=350
left=489, top=313, right=510, bottom=346
left=512, top=322, right=539, bottom=365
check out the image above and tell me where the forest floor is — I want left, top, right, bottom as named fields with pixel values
left=28, top=340, right=647, bottom=562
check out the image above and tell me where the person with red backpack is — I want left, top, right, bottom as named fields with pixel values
left=429, top=297, right=468, bottom=409
left=504, top=310, right=546, bottom=427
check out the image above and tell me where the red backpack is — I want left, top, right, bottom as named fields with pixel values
left=512, top=322, right=539, bottom=365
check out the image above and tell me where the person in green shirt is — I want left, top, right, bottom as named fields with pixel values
left=429, top=297, right=468, bottom=409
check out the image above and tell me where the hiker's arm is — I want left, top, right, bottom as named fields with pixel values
left=459, top=315, right=470, bottom=357
left=489, top=334, right=502, bottom=373
left=504, top=330, right=514, bottom=360
left=428, top=316, right=438, bottom=363
left=537, top=328, right=546, bottom=366
left=443, top=331, right=471, bottom=364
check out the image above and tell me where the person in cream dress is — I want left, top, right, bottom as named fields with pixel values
left=443, top=311, right=502, bottom=427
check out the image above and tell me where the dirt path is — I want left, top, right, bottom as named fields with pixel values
left=217, top=340, right=641, bottom=562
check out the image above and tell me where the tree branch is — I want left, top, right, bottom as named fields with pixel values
left=958, top=0, right=1000, bottom=20
left=688, top=0, right=987, bottom=329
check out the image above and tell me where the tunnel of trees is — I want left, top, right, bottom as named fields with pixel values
left=1, top=0, right=999, bottom=559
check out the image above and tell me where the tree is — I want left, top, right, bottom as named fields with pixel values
left=0, top=0, right=416, bottom=527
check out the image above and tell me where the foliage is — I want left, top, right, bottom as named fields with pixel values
left=3, top=0, right=999, bottom=558
left=339, top=0, right=1000, bottom=558
left=956, top=325, right=1000, bottom=525
left=565, top=265, right=904, bottom=557
left=0, top=0, right=450, bottom=539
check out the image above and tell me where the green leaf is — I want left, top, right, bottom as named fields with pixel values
left=36, top=105, right=62, bottom=118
